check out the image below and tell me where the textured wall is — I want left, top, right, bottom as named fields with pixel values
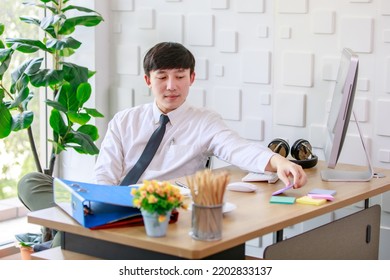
left=101, top=0, right=390, bottom=259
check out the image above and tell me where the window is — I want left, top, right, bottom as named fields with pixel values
left=0, top=2, right=40, bottom=200
left=0, top=1, right=42, bottom=248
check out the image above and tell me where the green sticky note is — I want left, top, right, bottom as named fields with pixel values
left=270, top=196, right=296, bottom=204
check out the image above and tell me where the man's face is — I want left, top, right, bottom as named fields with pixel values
left=144, top=68, right=195, bottom=114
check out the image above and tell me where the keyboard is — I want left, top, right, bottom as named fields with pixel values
left=242, top=172, right=279, bottom=183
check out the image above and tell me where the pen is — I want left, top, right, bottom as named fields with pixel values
left=175, top=181, right=189, bottom=189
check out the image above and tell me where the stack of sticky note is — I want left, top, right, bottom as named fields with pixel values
left=296, top=196, right=326, bottom=206
left=269, top=187, right=336, bottom=205
left=270, top=196, right=296, bottom=204
left=296, top=189, right=336, bottom=206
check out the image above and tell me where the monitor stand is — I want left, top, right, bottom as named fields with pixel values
left=321, top=111, right=375, bottom=182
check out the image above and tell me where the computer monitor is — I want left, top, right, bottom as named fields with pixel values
left=321, top=48, right=374, bottom=182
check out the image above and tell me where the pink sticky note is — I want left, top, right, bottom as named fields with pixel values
left=272, top=183, right=294, bottom=196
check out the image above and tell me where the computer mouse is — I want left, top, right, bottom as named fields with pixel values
left=227, top=182, right=257, bottom=193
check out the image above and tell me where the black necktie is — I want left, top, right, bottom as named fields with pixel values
left=120, top=114, right=170, bottom=185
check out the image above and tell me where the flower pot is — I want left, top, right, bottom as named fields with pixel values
left=141, top=209, right=171, bottom=237
left=20, top=246, right=34, bottom=260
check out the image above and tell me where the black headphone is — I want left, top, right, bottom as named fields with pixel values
left=268, top=138, right=318, bottom=169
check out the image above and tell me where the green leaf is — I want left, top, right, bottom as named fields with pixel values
left=49, top=108, right=68, bottom=135
left=5, top=38, right=48, bottom=53
left=46, top=36, right=81, bottom=50
left=39, top=15, right=64, bottom=38
left=58, top=15, right=104, bottom=35
left=19, top=16, right=41, bottom=27
left=76, top=82, right=91, bottom=107
left=11, top=57, right=43, bottom=86
left=36, top=0, right=58, bottom=5
left=0, top=49, right=13, bottom=63
left=20, top=93, right=33, bottom=111
left=49, top=138, right=66, bottom=154
left=0, top=103, right=12, bottom=138
left=84, top=107, right=104, bottom=118
left=0, top=23, right=4, bottom=36
left=61, top=5, right=101, bottom=15
left=29, top=69, right=64, bottom=87
left=88, top=70, right=96, bottom=79
left=77, top=124, right=99, bottom=141
left=11, top=111, right=34, bottom=131
left=9, top=86, right=29, bottom=109
left=22, top=2, right=58, bottom=14
left=67, top=111, right=90, bottom=125
left=45, top=99, right=67, bottom=112
left=65, top=130, right=99, bottom=155
left=40, top=15, right=62, bottom=31
left=57, top=82, right=78, bottom=111
left=0, top=49, right=13, bottom=77
left=58, top=48, right=75, bottom=57
left=62, top=62, right=89, bottom=86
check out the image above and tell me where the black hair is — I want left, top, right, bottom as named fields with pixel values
left=143, top=42, right=195, bottom=77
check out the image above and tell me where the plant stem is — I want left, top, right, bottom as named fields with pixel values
left=27, top=126, right=43, bottom=173
left=48, top=147, right=56, bottom=176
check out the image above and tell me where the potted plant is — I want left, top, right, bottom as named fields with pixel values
left=0, top=0, right=104, bottom=176
left=131, top=180, right=187, bottom=237
left=14, top=232, right=42, bottom=260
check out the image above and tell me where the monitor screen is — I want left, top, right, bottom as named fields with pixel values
left=321, top=48, right=373, bottom=182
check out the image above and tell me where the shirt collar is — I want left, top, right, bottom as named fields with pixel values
left=152, top=101, right=189, bottom=126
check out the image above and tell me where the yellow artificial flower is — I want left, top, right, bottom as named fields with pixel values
left=130, top=180, right=187, bottom=219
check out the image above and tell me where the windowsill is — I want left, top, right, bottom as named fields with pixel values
left=0, top=198, right=41, bottom=246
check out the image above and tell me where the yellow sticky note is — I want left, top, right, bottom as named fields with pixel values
left=296, top=196, right=326, bottom=206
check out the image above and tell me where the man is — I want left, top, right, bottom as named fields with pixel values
left=94, top=42, right=306, bottom=188
left=18, top=41, right=306, bottom=247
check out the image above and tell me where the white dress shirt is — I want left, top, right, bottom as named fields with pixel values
left=93, top=101, right=275, bottom=185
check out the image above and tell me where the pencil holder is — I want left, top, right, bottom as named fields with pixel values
left=191, top=203, right=223, bottom=241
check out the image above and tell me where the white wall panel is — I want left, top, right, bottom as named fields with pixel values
left=187, top=14, right=214, bottom=46
left=241, top=50, right=271, bottom=84
left=378, top=149, right=390, bottom=163
left=187, top=88, right=206, bottom=108
left=279, top=26, right=291, bottom=39
left=383, top=29, right=390, bottom=43
left=218, top=30, right=238, bottom=53
left=353, top=98, right=370, bottom=122
left=116, top=44, right=140, bottom=75
left=274, top=92, right=306, bottom=127
left=311, top=10, right=335, bottom=34
left=339, top=133, right=372, bottom=166
left=157, top=14, right=184, bottom=43
left=339, top=17, right=373, bottom=53
left=235, top=0, right=265, bottom=13
left=375, top=100, right=390, bottom=136
left=381, top=0, right=390, bottom=15
left=136, top=8, right=154, bottom=29
left=257, top=25, right=269, bottom=38
left=214, top=64, right=224, bottom=77
left=386, top=57, right=390, bottom=93
left=282, top=51, right=314, bottom=87
left=211, top=0, right=229, bottom=10
left=111, top=0, right=134, bottom=11
left=277, top=0, right=308, bottom=14
left=195, top=58, right=209, bottom=80
left=212, top=87, right=241, bottom=120
left=110, top=87, right=134, bottom=114
left=242, top=119, right=264, bottom=141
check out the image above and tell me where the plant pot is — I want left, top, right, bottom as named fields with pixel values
left=141, top=209, right=171, bottom=237
left=19, top=246, right=34, bottom=260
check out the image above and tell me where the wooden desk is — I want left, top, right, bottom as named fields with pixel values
left=27, top=161, right=390, bottom=259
